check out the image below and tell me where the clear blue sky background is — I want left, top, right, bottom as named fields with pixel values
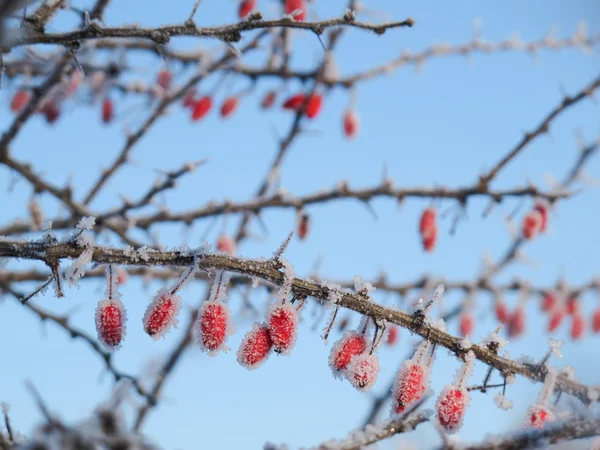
left=1, top=1, right=599, bottom=449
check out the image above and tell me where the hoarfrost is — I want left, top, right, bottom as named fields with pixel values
left=493, top=393, right=514, bottom=410
left=345, top=353, right=379, bottom=392
left=549, top=338, right=564, bottom=358
left=276, top=259, right=294, bottom=301
left=353, top=275, right=375, bottom=296
left=76, top=216, right=96, bottom=231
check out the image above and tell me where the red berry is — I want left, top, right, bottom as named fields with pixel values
left=522, top=210, right=542, bottom=240
left=343, top=109, right=360, bottom=139
left=304, top=94, right=322, bottom=119
left=102, top=98, right=114, bottom=124
left=540, top=292, right=556, bottom=312
left=566, top=296, right=579, bottom=315
left=268, top=302, right=299, bottom=355
left=346, top=354, right=379, bottom=391
left=261, top=90, right=277, bottom=109
left=196, top=301, right=233, bottom=354
left=142, top=293, right=182, bottom=340
left=220, top=96, right=239, bottom=118
left=282, top=93, right=305, bottom=110
left=10, top=90, right=31, bottom=113
left=183, top=88, right=197, bottom=108
left=95, top=298, right=127, bottom=351
left=237, top=324, right=273, bottom=370
left=157, top=69, right=172, bottom=91
left=593, top=308, right=600, bottom=334
left=436, top=386, right=468, bottom=433
left=238, top=0, right=256, bottom=18
left=529, top=406, right=550, bottom=429
left=329, top=331, right=367, bottom=377
left=570, top=314, right=585, bottom=340
left=297, top=213, right=310, bottom=240
left=419, top=207, right=438, bottom=252
left=547, top=308, right=564, bottom=333
left=534, top=200, right=549, bottom=232
left=40, top=99, right=60, bottom=124
left=393, top=361, right=428, bottom=414
left=284, top=0, right=305, bottom=21
left=116, top=267, right=128, bottom=285
left=507, top=307, right=525, bottom=338
left=495, top=300, right=509, bottom=323
left=67, top=69, right=83, bottom=96
left=192, top=96, right=212, bottom=121
left=217, top=235, right=236, bottom=256
left=459, top=312, right=474, bottom=337
left=386, top=325, right=399, bottom=346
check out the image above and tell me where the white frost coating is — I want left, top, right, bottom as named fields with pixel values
left=94, top=297, right=127, bottom=352
left=208, top=270, right=230, bottom=302
left=142, top=288, right=183, bottom=341
left=64, top=244, right=94, bottom=287
left=167, top=256, right=202, bottom=294
left=195, top=300, right=235, bottom=356
left=345, top=353, right=379, bottom=392
left=493, top=393, right=514, bottom=410
left=459, top=336, right=472, bottom=350
left=41, top=220, right=53, bottom=231
left=430, top=317, right=447, bottom=332
left=353, top=275, right=375, bottom=296
left=483, top=328, right=508, bottom=350
left=561, top=365, right=575, bottom=379
left=276, top=259, right=294, bottom=301
left=505, top=373, right=516, bottom=385
left=137, top=246, right=151, bottom=261
left=549, top=338, right=564, bottom=358
left=104, top=264, right=121, bottom=301
left=455, top=351, right=476, bottom=388
left=537, top=367, right=558, bottom=406
left=76, top=216, right=96, bottom=231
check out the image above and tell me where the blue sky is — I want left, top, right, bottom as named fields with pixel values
left=1, top=1, right=599, bottom=449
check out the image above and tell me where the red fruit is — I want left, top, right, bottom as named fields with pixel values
left=593, top=308, right=600, bottom=334
left=143, top=293, right=182, bottom=340
left=541, top=292, right=556, bottom=312
left=67, top=69, right=83, bottom=96
left=459, top=312, right=474, bottom=337
left=237, top=324, right=273, bottom=370
left=95, top=298, right=127, bottom=351
left=436, top=386, right=468, bottom=433
left=394, top=361, right=428, bottom=414
left=566, top=296, right=579, bottom=315
left=304, top=94, right=322, bottom=119
left=570, top=314, right=585, bottom=340
left=507, top=307, right=525, bottom=338
left=495, top=301, right=509, bottom=323
left=197, top=301, right=233, bottom=354
left=183, top=89, right=197, bottom=108
left=192, top=96, right=212, bottom=121
left=547, top=308, right=564, bottom=333
left=102, top=98, right=114, bottom=124
left=329, top=331, right=367, bottom=376
left=157, top=69, right=172, bottom=91
left=220, top=96, right=239, bottom=118
left=529, top=406, right=550, bottom=429
left=268, top=302, right=299, bottom=355
left=534, top=200, right=549, bottom=232
left=238, top=0, right=256, bottom=18
left=386, top=325, right=399, bottom=346
left=261, top=90, right=277, bottom=109
left=343, top=109, right=360, bottom=139
left=10, top=90, right=31, bottom=113
left=522, top=210, right=542, bottom=240
left=116, top=267, right=128, bottom=285
left=346, top=354, right=379, bottom=391
left=217, top=235, right=236, bottom=256
left=284, top=0, right=305, bottom=21
left=282, top=93, right=305, bottom=110
left=419, top=207, right=438, bottom=252
left=297, top=213, right=310, bottom=240
left=40, top=99, right=60, bottom=124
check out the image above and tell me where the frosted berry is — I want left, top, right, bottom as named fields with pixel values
left=393, top=361, right=428, bottom=414
left=95, top=298, right=127, bottom=351
left=540, top=292, right=556, bottom=312
left=268, top=302, right=299, bottom=355
left=196, top=301, right=233, bottom=354
left=238, top=0, right=256, bottom=18
left=547, top=308, right=564, bottom=333
left=507, top=307, right=525, bottom=338
left=40, top=99, right=60, bottom=124
left=157, top=69, right=172, bottom=91
left=297, top=213, right=310, bottom=240
left=346, top=354, right=379, bottom=392
left=533, top=199, right=549, bottom=232
left=67, top=69, right=83, bottom=96
left=217, top=235, right=236, bottom=255
left=142, top=293, right=182, bottom=340
left=566, top=296, right=579, bottom=315
left=282, top=93, right=305, bottom=110
left=529, top=406, right=550, bottom=429
left=522, top=210, right=542, bottom=240
left=419, top=207, right=438, bottom=252
left=570, top=314, right=585, bottom=340
left=10, top=90, right=31, bottom=113
left=192, top=96, right=212, bottom=121
left=237, top=324, right=273, bottom=370
left=329, top=331, right=367, bottom=377
left=386, top=325, right=399, bottom=346
left=304, top=94, right=322, bottom=119
left=261, top=90, right=277, bottom=109
left=183, top=88, right=196, bottom=108
left=343, top=109, right=360, bottom=139
left=220, top=97, right=239, bottom=118
left=593, top=308, right=600, bottom=334
left=102, top=98, right=114, bottom=124
left=459, top=312, right=474, bottom=337
left=495, top=300, right=509, bottom=323
left=284, top=0, right=305, bottom=21
left=436, top=386, right=468, bottom=433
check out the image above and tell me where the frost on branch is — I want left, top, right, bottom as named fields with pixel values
left=276, top=258, right=294, bottom=301
left=63, top=228, right=96, bottom=288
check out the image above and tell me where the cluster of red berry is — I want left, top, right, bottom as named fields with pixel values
left=521, top=199, right=549, bottom=240
left=238, top=0, right=307, bottom=21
